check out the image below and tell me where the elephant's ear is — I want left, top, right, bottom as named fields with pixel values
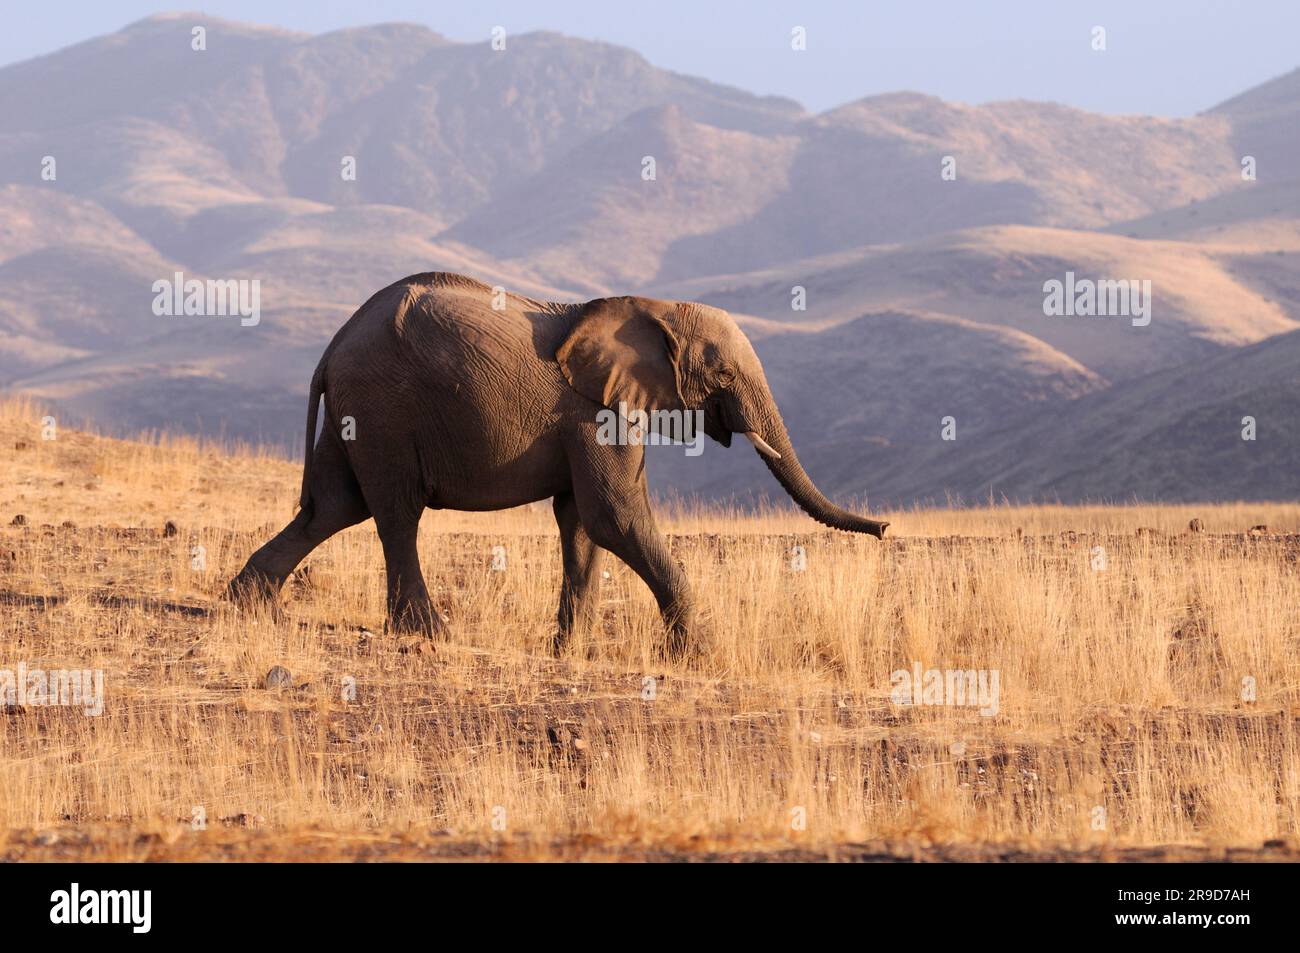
left=557, top=298, right=686, bottom=412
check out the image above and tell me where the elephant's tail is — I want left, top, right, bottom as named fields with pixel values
left=299, top=354, right=328, bottom=515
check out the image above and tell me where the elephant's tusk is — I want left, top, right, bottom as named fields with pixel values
left=744, top=431, right=782, bottom=459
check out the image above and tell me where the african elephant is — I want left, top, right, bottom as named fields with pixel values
left=227, top=272, right=888, bottom=656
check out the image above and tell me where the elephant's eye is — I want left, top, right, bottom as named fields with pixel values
left=717, top=365, right=736, bottom=387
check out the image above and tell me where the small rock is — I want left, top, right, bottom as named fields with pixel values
left=572, top=738, right=589, bottom=753
left=1248, top=525, right=1268, bottom=537
left=263, top=665, right=293, bottom=689
left=163, top=520, right=178, bottom=538
left=1188, top=518, right=1204, bottom=533
left=10, top=514, right=26, bottom=526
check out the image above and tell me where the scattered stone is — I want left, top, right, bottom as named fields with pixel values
left=163, top=520, right=179, bottom=538
left=10, top=514, right=26, bottom=526
left=1188, top=518, right=1204, bottom=533
left=263, top=665, right=293, bottom=689
left=1248, top=525, right=1268, bottom=537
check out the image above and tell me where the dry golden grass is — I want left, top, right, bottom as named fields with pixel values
left=1, top=395, right=1297, bottom=861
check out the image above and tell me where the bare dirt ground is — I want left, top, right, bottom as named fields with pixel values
left=2, top=398, right=1298, bottom=862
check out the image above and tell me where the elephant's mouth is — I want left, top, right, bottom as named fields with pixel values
left=704, top=391, right=782, bottom=459
left=700, top=395, right=733, bottom=448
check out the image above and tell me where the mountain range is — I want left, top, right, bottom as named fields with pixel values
left=2, top=13, right=1298, bottom=507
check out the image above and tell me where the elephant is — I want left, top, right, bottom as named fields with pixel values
left=227, top=272, right=888, bottom=656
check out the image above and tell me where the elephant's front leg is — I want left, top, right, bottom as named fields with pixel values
left=552, top=492, right=604, bottom=655
left=572, top=484, right=698, bottom=660
left=604, top=516, right=695, bottom=659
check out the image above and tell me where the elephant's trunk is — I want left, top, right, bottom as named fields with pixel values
left=735, top=385, right=889, bottom=538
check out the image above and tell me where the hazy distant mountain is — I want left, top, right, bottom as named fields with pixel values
left=918, top=327, right=1300, bottom=504
left=658, top=225, right=1299, bottom=380
left=2, top=13, right=1298, bottom=504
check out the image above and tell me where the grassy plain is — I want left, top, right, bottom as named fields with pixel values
left=1, top=397, right=1296, bottom=861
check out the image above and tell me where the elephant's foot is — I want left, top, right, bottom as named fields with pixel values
left=387, top=595, right=448, bottom=640
left=551, top=608, right=599, bottom=657
left=226, top=565, right=286, bottom=607
left=658, top=608, right=712, bottom=663
left=224, top=565, right=289, bottom=625
left=660, top=628, right=701, bottom=662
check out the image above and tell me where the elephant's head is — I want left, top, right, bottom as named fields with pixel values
left=557, top=296, right=889, bottom=538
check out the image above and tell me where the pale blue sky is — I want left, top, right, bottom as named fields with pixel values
left=4, top=1, right=1297, bottom=115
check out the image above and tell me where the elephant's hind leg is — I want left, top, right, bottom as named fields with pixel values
left=227, top=433, right=369, bottom=607
left=373, top=514, right=444, bottom=637
left=552, top=491, right=604, bottom=655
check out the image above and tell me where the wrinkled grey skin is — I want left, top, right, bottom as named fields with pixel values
left=227, top=273, right=888, bottom=656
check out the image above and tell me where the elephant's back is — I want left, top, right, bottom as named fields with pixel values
left=324, top=272, right=570, bottom=413
left=332, top=273, right=554, bottom=359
